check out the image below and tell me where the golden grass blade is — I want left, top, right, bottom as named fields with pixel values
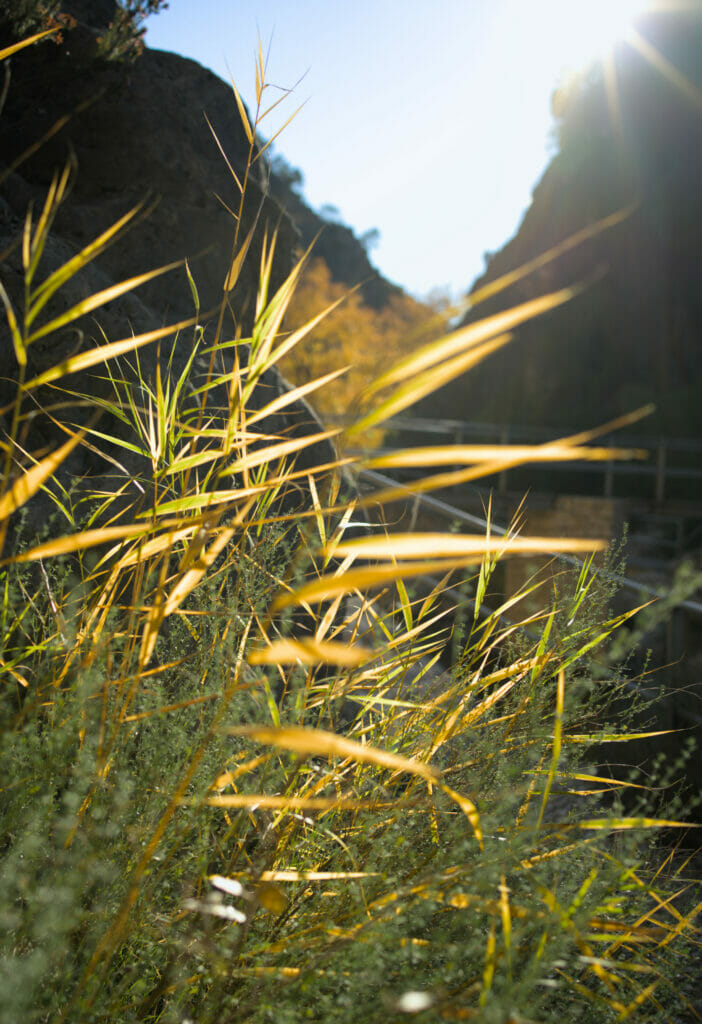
left=566, top=730, right=678, bottom=744
left=555, top=404, right=657, bottom=446
left=261, top=89, right=301, bottom=121
left=25, top=261, right=183, bottom=346
left=499, top=874, right=512, bottom=977
left=204, top=794, right=386, bottom=810
left=253, top=293, right=348, bottom=373
left=123, top=693, right=220, bottom=722
left=0, top=521, right=157, bottom=566
left=273, top=559, right=482, bottom=609
left=22, top=205, right=33, bottom=276
left=307, top=473, right=326, bottom=547
left=27, top=202, right=146, bottom=325
left=480, top=917, right=497, bottom=1005
left=366, top=442, right=647, bottom=469
left=351, top=408, right=657, bottom=511
left=536, top=669, right=565, bottom=830
left=163, top=447, right=240, bottom=476
left=439, top=782, right=483, bottom=848
left=616, top=981, right=662, bottom=1020
left=350, top=332, right=513, bottom=435
left=204, top=112, right=243, bottom=194
left=329, top=533, right=606, bottom=561
left=468, top=204, right=637, bottom=309
left=255, top=227, right=277, bottom=322
left=540, top=771, right=656, bottom=792
left=360, top=284, right=578, bottom=401
left=0, top=658, right=29, bottom=688
left=160, top=527, right=235, bottom=618
left=544, top=817, right=700, bottom=832
left=247, top=239, right=312, bottom=372
left=108, top=524, right=201, bottom=571
left=274, top=546, right=601, bottom=611
left=139, top=586, right=167, bottom=669
left=223, top=428, right=341, bottom=475
left=462, top=678, right=519, bottom=728
left=23, top=315, right=199, bottom=390
left=0, top=428, right=85, bottom=521
left=0, top=280, right=25, bottom=366
left=224, top=220, right=257, bottom=292
left=658, top=898, right=702, bottom=948
left=245, top=366, right=349, bottom=427
left=230, top=77, right=254, bottom=144
left=255, top=45, right=262, bottom=103
left=257, top=870, right=381, bottom=881
left=25, top=163, right=72, bottom=288
left=255, top=102, right=307, bottom=162
left=248, top=639, right=374, bottom=666
left=630, top=26, right=702, bottom=114
left=0, top=29, right=60, bottom=61
left=227, top=724, right=440, bottom=782
left=141, top=489, right=262, bottom=517
left=255, top=881, right=288, bottom=914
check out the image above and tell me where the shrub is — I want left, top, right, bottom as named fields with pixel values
left=0, top=1, right=169, bottom=60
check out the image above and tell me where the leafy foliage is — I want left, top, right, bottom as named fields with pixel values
left=0, top=0, right=169, bottom=60
left=96, top=0, right=170, bottom=61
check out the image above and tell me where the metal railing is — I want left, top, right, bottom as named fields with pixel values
left=341, top=416, right=702, bottom=504
left=357, top=467, right=702, bottom=620
left=356, top=466, right=702, bottom=727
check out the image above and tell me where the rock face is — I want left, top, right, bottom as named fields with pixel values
left=0, top=6, right=383, bottom=537
left=1, top=34, right=296, bottom=326
left=416, top=7, right=702, bottom=439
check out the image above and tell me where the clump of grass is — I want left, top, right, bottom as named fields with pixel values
left=0, top=34, right=700, bottom=1024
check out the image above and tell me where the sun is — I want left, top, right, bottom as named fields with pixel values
left=513, top=0, right=653, bottom=75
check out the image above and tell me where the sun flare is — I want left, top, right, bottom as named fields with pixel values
left=513, top=0, right=653, bottom=74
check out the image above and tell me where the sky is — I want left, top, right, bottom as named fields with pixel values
left=144, top=0, right=650, bottom=302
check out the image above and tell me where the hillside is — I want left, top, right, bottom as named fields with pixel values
left=416, top=6, right=702, bottom=439
left=0, top=0, right=426, bottom=421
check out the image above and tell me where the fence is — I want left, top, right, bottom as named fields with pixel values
left=350, top=416, right=702, bottom=505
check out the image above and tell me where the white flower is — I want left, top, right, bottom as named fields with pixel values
left=396, top=990, right=434, bottom=1013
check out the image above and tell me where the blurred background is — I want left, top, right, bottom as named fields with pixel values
left=145, top=0, right=657, bottom=304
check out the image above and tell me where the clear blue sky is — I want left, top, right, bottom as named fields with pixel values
left=145, top=0, right=648, bottom=301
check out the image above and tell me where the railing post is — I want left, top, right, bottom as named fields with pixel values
left=655, top=440, right=666, bottom=504
left=604, top=459, right=614, bottom=497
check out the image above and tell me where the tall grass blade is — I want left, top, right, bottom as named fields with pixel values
left=0, top=428, right=85, bottom=520
left=0, top=29, right=60, bottom=61
left=358, top=284, right=580, bottom=403
left=227, top=724, right=441, bottom=782
left=25, top=261, right=183, bottom=346
left=248, top=638, right=374, bottom=666
left=23, top=316, right=199, bottom=390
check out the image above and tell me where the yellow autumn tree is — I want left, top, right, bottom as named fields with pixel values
left=280, top=258, right=437, bottom=439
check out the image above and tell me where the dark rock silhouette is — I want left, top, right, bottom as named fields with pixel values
left=416, top=7, right=702, bottom=440
left=0, top=4, right=395, bottom=536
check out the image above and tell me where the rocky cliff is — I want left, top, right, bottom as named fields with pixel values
left=416, top=6, right=702, bottom=439
left=0, top=2, right=404, bottom=536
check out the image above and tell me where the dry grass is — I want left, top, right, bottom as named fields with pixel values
left=0, top=34, right=699, bottom=1024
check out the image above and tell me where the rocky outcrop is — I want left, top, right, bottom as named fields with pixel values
left=416, top=7, right=702, bottom=439
left=0, top=7, right=357, bottom=539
